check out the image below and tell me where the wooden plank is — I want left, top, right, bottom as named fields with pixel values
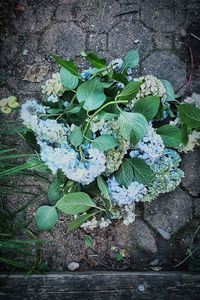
left=0, top=272, right=200, bottom=300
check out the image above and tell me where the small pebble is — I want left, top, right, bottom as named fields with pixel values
left=67, top=262, right=80, bottom=271
left=157, top=228, right=171, bottom=240
left=180, top=28, right=187, bottom=37
left=138, top=285, right=145, bottom=292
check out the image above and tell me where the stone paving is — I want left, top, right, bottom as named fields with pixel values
left=0, top=0, right=200, bottom=271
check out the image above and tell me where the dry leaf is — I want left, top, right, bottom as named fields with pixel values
left=15, top=4, right=26, bottom=12
left=24, top=63, right=49, bottom=83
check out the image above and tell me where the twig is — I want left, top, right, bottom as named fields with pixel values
left=114, top=10, right=139, bottom=17
left=190, top=33, right=200, bottom=42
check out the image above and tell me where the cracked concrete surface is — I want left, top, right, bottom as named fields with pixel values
left=0, top=0, right=200, bottom=271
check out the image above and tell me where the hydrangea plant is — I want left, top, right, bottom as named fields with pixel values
left=20, top=50, right=200, bottom=232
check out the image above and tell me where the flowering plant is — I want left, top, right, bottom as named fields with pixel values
left=20, top=50, right=200, bottom=231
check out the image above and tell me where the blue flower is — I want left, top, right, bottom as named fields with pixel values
left=107, top=177, right=147, bottom=205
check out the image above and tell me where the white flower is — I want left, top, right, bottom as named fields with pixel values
left=183, top=93, right=200, bottom=108
left=42, top=72, right=65, bottom=99
left=123, top=204, right=136, bottom=225
left=179, top=130, right=200, bottom=153
left=107, top=177, right=147, bottom=205
left=20, top=100, right=46, bottom=131
left=36, top=119, right=69, bottom=144
left=130, top=124, right=165, bottom=165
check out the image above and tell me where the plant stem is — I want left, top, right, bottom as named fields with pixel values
left=83, top=100, right=128, bottom=135
left=67, top=93, right=77, bottom=110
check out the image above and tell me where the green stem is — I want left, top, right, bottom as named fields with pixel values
left=67, top=94, right=77, bottom=110
left=83, top=100, right=128, bottom=135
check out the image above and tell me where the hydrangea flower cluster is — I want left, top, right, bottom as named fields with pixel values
left=20, top=49, right=200, bottom=233
left=42, top=72, right=65, bottom=102
left=107, top=177, right=147, bottom=205
left=142, top=149, right=184, bottom=202
left=130, top=124, right=165, bottom=165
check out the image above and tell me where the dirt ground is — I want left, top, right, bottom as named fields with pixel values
left=0, top=0, right=200, bottom=272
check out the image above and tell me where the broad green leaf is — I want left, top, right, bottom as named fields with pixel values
left=157, top=125, right=182, bottom=147
left=123, top=49, right=139, bottom=70
left=67, top=213, right=95, bottom=232
left=77, top=78, right=106, bottom=111
left=83, top=52, right=106, bottom=69
left=161, top=79, right=175, bottom=102
left=117, top=81, right=142, bottom=101
left=60, top=67, right=79, bottom=90
left=95, top=111, right=118, bottom=121
left=132, top=96, right=160, bottom=122
left=84, top=235, right=94, bottom=248
left=48, top=178, right=63, bottom=205
left=127, top=158, right=153, bottom=186
left=115, top=159, right=134, bottom=188
left=118, top=111, right=148, bottom=145
left=35, top=206, right=58, bottom=231
left=92, top=134, right=118, bottom=151
left=49, top=53, right=79, bottom=76
left=56, top=192, right=96, bottom=215
left=112, top=72, right=129, bottom=85
left=177, top=104, right=200, bottom=129
left=69, top=126, right=83, bottom=147
left=97, top=176, right=110, bottom=200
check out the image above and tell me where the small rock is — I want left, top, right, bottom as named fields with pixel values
left=67, top=262, right=80, bottom=271
left=180, top=28, right=187, bottom=37
left=149, top=259, right=159, bottom=266
left=157, top=228, right=171, bottom=240
left=138, top=285, right=145, bottom=292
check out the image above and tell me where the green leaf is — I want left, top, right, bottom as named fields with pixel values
left=47, top=108, right=63, bottom=114
left=177, top=104, right=200, bottom=129
left=157, top=125, right=182, bottom=147
left=48, top=178, right=63, bottom=205
left=67, top=105, right=82, bottom=115
left=95, top=111, right=118, bottom=122
left=77, top=78, right=106, bottom=111
left=84, top=235, right=94, bottom=248
left=26, top=155, right=47, bottom=172
left=60, top=67, right=79, bottom=90
left=161, top=79, right=175, bottom=102
left=132, top=96, right=160, bottom=122
left=67, top=213, right=94, bottom=232
left=127, top=158, right=153, bottom=186
left=97, top=176, right=110, bottom=200
left=69, top=126, right=83, bottom=147
left=83, top=52, right=106, bottom=69
left=115, top=159, right=134, bottom=188
left=117, top=81, right=142, bottom=101
left=92, top=134, right=118, bottom=151
left=35, top=206, right=58, bottom=231
left=56, top=192, right=96, bottom=215
left=123, top=49, right=139, bottom=70
left=118, top=111, right=148, bottom=145
left=112, top=72, right=129, bottom=85
left=49, top=53, right=79, bottom=76
left=180, top=124, right=189, bottom=146
left=97, top=176, right=112, bottom=210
